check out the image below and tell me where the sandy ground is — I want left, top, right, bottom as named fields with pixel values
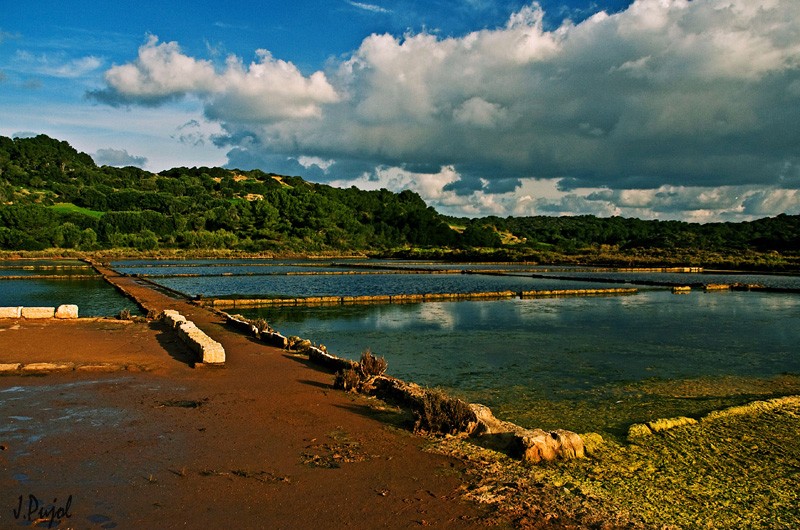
left=0, top=270, right=508, bottom=529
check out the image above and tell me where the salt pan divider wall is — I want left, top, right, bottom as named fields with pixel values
left=160, top=310, right=225, bottom=365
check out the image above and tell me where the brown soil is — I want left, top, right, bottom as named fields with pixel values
left=1, top=268, right=515, bottom=529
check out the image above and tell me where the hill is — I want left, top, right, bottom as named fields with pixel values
left=1, top=134, right=799, bottom=268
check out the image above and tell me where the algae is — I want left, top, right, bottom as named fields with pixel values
left=431, top=395, right=800, bottom=529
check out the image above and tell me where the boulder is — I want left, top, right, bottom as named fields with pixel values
left=469, top=403, right=585, bottom=463
left=55, top=304, right=79, bottom=319
left=517, top=428, right=586, bottom=464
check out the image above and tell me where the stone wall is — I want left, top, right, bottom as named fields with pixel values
left=222, top=313, right=289, bottom=349
left=161, top=310, right=225, bottom=365
left=0, top=305, right=78, bottom=319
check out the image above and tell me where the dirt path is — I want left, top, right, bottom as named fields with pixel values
left=0, top=265, right=503, bottom=529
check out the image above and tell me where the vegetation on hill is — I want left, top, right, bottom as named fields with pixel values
left=1, top=134, right=799, bottom=268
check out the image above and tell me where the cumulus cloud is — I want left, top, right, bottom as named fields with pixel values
left=92, top=0, right=800, bottom=220
left=89, top=35, right=339, bottom=119
left=93, top=147, right=148, bottom=168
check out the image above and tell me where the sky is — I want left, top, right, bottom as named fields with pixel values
left=2, top=0, right=800, bottom=222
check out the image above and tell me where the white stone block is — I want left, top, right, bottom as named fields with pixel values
left=21, top=307, right=56, bottom=319
left=0, top=307, right=22, bottom=319
left=202, top=341, right=226, bottom=364
left=55, top=304, right=79, bottom=319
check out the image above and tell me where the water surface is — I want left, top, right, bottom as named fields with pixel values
left=238, top=290, right=800, bottom=438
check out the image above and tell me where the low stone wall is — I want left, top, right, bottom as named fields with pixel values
left=161, top=310, right=225, bottom=365
left=222, top=313, right=289, bottom=349
left=369, top=376, right=585, bottom=464
left=208, top=287, right=637, bottom=309
left=0, top=305, right=78, bottom=319
left=0, top=306, right=21, bottom=318
left=0, top=361, right=155, bottom=374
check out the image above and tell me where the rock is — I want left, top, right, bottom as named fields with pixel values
left=0, top=363, right=21, bottom=373
left=307, top=346, right=358, bottom=372
left=21, top=307, right=56, bottom=319
left=261, top=331, right=289, bottom=348
left=0, top=306, right=22, bottom=319
left=517, top=428, right=586, bottom=464
left=468, top=404, right=585, bottom=463
left=55, top=304, right=79, bottom=319
left=469, top=403, right=519, bottom=435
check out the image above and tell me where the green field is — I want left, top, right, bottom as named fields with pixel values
left=49, top=202, right=104, bottom=219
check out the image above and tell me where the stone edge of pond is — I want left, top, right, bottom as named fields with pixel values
left=218, top=310, right=587, bottom=465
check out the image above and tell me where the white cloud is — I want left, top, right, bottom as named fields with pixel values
left=13, top=51, right=103, bottom=78
left=346, top=1, right=391, bottom=14
left=295, top=156, right=336, bottom=171
left=103, top=36, right=217, bottom=97
left=93, top=0, right=800, bottom=221
left=97, top=36, right=339, bottom=120
left=93, top=147, right=147, bottom=168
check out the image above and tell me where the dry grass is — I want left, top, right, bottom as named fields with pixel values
left=413, top=388, right=476, bottom=435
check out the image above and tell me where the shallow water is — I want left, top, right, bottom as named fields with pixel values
left=0, top=277, right=141, bottom=316
left=153, top=272, right=610, bottom=298
left=237, top=290, right=800, bottom=437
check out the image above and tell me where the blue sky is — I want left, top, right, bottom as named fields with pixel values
left=2, top=1, right=800, bottom=222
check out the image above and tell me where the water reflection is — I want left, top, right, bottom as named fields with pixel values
left=239, top=290, right=800, bottom=438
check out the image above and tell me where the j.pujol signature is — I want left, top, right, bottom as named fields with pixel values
left=13, top=494, right=73, bottom=528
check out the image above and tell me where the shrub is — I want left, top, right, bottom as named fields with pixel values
left=359, top=348, right=387, bottom=378
left=333, top=368, right=362, bottom=392
left=412, top=388, right=476, bottom=435
left=118, top=308, right=131, bottom=320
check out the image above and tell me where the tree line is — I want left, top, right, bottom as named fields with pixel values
left=0, top=134, right=798, bottom=259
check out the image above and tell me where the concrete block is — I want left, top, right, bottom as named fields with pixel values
left=0, top=307, right=22, bottom=319
left=55, top=304, right=79, bottom=319
left=201, top=340, right=226, bottom=364
left=161, top=310, right=187, bottom=328
left=21, top=307, right=56, bottom=319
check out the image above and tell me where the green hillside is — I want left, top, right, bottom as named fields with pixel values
left=1, top=134, right=799, bottom=269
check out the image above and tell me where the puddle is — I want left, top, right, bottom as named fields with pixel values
left=0, top=379, right=136, bottom=450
